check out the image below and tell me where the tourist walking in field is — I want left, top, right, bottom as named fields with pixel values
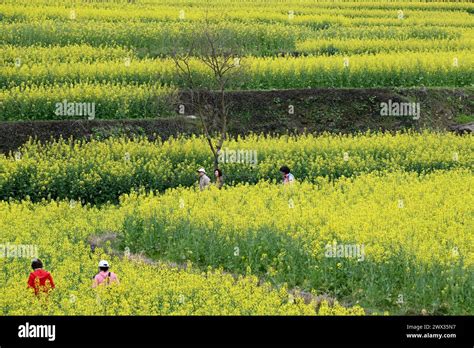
left=27, top=258, right=55, bottom=295
left=280, top=166, right=295, bottom=184
left=214, top=168, right=224, bottom=189
left=92, top=260, right=119, bottom=288
left=197, top=168, right=211, bottom=190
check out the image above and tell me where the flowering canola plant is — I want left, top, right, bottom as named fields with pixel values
left=0, top=0, right=473, bottom=120
left=0, top=168, right=471, bottom=315
left=117, top=169, right=474, bottom=315
left=0, top=131, right=471, bottom=204
left=0, top=198, right=363, bottom=315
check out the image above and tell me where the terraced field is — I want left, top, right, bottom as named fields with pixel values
left=1, top=0, right=473, bottom=120
left=1, top=132, right=473, bottom=315
left=0, top=0, right=473, bottom=317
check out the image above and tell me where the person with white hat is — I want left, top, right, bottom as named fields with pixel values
left=197, top=167, right=211, bottom=191
left=92, top=260, right=119, bottom=288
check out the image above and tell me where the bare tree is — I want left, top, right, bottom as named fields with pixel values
left=171, top=21, right=242, bottom=170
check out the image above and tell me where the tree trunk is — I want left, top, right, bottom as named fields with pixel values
left=214, top=151, right=219, bottom=170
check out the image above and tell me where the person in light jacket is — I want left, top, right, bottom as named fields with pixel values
left=92, top=260, right=119, bottom=288
left=197, top=168, right=211, bottom=191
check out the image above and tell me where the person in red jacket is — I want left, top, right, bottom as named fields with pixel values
left=27, top=258, right=55, bottom=295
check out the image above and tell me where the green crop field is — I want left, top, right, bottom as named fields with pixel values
left=1, top=0, right=473, bottom=120
left=1, top=131, right=473, bottom=315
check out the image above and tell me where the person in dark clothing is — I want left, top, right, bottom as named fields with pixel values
left=214, top=168, right=224, bottom=189
left=279, top=165, right=295, bottom=184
